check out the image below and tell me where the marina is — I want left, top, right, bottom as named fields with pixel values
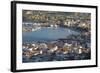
left=22, top=25, right=91, bottom=63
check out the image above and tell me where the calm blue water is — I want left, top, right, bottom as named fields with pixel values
left=23, top=27, right=79, bottom=43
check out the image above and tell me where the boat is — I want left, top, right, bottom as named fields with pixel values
left=32, top=27, right=41, bottom=31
